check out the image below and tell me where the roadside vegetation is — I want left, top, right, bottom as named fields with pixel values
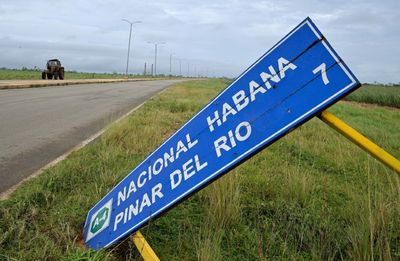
left=0, top=79, right=399, bottom=260
left=0, top=68, right=176, bottom=80
left=345, top=84, right=400, bottom=108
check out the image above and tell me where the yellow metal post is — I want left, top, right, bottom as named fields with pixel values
left=131, top=231, right=160, bottom=261
left=318, top=110, right=400, bottom=175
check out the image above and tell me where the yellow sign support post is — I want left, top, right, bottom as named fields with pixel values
left=131, top=231, right=160, bottom=261
left=319, top=110, right=400, bottom=175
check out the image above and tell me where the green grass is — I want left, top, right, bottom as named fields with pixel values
left=345, top=84, right=400, bottom=108
left=0, top=68, right=158, bottom=80
left=1, top=79, right=399, bottom=260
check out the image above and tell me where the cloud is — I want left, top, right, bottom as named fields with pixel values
left=0, top=0, right=399, bottom=82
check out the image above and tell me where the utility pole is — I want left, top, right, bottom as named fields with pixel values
left=122, top=19, right=141, bottom=77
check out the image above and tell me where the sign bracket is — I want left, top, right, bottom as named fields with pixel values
left=131, top=231, right=160, bottom=261
left=319, top=110, right=400, bottom=175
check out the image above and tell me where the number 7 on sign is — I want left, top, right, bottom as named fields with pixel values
left=313, top=63, right=329, bottom=85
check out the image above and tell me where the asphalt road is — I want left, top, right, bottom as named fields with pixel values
left=0, top=80, right=182, bottom=194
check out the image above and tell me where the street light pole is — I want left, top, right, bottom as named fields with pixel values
left=155, top=43, right=157, bottom=76
left=169, top=53, right=175, bottom=75
left=147, top=41, right=165, bottom=76
left=122, top=19, right=141, bottom=77
left=169, top=54, right=172, bottom=75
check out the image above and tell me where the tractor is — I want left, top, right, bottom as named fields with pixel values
left=42, top=59, right=65, bottom=80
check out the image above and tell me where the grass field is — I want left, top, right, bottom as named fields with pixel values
left=0, top=79, right=399, bottom=260
left=0, top=68, right=155, bottom=80
left=345, top=84, right=400, bottom=108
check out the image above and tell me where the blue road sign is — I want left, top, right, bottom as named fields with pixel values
left=84, top=17, right=360, bottom=249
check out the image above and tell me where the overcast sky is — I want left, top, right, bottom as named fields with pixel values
left=0, top=0, right=399, bottom=83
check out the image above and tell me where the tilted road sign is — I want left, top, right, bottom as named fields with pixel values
left=84, top=17, right=360, bottom=249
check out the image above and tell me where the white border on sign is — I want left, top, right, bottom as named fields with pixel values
left=85, top=18, right=358, bottom=248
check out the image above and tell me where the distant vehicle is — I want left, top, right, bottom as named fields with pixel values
left=42, top=59, right=65, bottom=80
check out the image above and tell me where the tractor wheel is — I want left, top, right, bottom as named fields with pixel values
left=41, top=72, right=46, bottom=80
left=59, top=68, right=65, bottom=80
left=47, top=73, right=53, bottom=80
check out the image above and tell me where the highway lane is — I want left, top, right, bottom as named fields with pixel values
left=0, top=80, right=182, bottom=194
